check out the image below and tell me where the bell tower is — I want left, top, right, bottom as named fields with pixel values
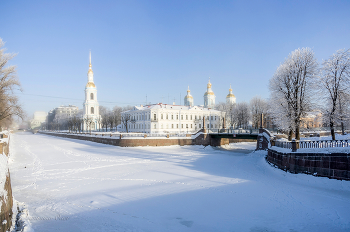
left=83, top=51, right=101, bottom=131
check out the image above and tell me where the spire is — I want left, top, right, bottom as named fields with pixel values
left=88, top=50, right=93, bottom=75
left=207, top=77, right=212, bottom=89
left=89, top=50, right=92, bottom=67
left=229, top=84, right=232, bottom=92
left=187, top=85, right=190, bottom=93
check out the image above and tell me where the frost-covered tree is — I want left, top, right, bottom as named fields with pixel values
left=250, top=96, right=267, bottom=129
left=99, top=106, right=109, bottom=132
left=215, top=102, right=233, bottom=128
left=121, top=106, right=133, bottom=133
left=112, top=106, right=122, bottom=131
left=233, top=102, right=250, bottom=129
left=269, top=48, right=318, bottom=140
left=318, top=49, right=350, bottom=140
left=0, top=38, right=24, bottom=130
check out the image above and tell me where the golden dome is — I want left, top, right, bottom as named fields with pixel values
left=185, top=95, right=193, bottom=99
left=226, top=93, right=235, bottom=98
left=86, top=82, right=96, bottom=88
left=88, top=68, right=93, bottom=74
left=204, top=92, right=215, bottom=96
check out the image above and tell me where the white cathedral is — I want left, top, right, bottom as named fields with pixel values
left=83, top=52, right=101, bottom=131
left=121, top=79, right=236, bottom=133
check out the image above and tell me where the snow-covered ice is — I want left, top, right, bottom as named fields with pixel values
left=8, top=132, right=350, bottom=232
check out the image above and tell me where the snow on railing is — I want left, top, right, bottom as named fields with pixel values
left=274, top=139, right=350, bottom=150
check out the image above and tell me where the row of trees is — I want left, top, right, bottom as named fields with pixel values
left=269, top=48, right=350, bottom=140
left=45, top=105, right=134, bottom=133
left=215, top=96, right=267, bottom=130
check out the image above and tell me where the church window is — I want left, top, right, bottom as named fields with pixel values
left=176, top=115, right=178, bottom=120
left=191, top=124, right=192, bottom=128
left=215, top=116, right=217, bottom=120
left=161, top=124, right=163, bottom=129
left=199, top=116, right=201, bottom=120
left=90, top=93, right=94, bottom=100
left=207, top=116, right=209, bottom=120
left=91, top=107, right=94, bottom=114
left=166, top=114, right=168, bottom=120
left=211, top=116, right=213, bottom=120
left=199, top=124, right=201, bottom=128
left=186, top=115, right=188, bottom=120
left=181, top=115, right=183, bottom=120
left=176, top=124, right=178, bottom=128
left=172, top=124, right=174, bottom=129
left=181, top=124, right=183, bottom=128
left=154, top=114, right=156, bottom=120
left=171, top=115, right=173, bottom=120
left=207, top=124, right=209, bottom=128
left=195, top=115, right=197, bottom=120
left=190, top=115, right=192, bottom=120
left=161, top=114, right=163, bottom=119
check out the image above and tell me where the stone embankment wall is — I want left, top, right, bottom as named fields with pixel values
left=267, top=149, right=350, bottom=180
left=39, top=132, right=237, bottom=147
left=0, top=134, right=13, bottom=232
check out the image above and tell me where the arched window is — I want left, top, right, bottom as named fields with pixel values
left=90, top=93, right=94, bottom=100
left=91, top=107, right=94, bottom=114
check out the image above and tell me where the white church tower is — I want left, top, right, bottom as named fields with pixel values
left=83, top=51, right=101, bottom=131
left=184, top=86, right=194, bottom=107
left=204, top=78, right=215, bottom=108
left=226, top=84, right=236, bottom=104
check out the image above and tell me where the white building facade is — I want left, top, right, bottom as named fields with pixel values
left=83, top=52, right=101, bottom=131
left=121, top=103, right=223, bottom=133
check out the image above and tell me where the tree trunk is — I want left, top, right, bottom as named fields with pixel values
left=288, top=130, right=293, bottom=141
left=330, top=120, right=335, bottom=140
left=295, top=125, right=300, bottom=140
left=341, top=122, right=345, bottom=135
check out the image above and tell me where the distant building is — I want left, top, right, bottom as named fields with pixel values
left=301, top=111, right=323, bottom=129
left=226, top=85, right=236, bottom=105
left=184, top=86, right=194, bottom=107
left=121, top=103, right=223, bottom=133
left=30, top=111, right=47, bottom=129
left=204, top=79, right=215, bottom=108
left=47, top=105, right=79, bottom=129
left=83, top=52, right=101, bottom=131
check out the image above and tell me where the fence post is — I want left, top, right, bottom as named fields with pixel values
left=291, top=139, right=298, bottom=152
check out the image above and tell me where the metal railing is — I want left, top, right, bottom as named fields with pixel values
left=209, top=129, right=259, bottom=134
left=274, top=141, right=293, bottom=149
left=274, top=139, right=350, bottom=150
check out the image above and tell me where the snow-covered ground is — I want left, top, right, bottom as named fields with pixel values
left=9, top=132, right=350, bottom=232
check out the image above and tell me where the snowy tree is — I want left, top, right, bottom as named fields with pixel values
left=99, top=106, right=109, bottom=132
left=318, top=49, right=350, bottom=140
left=121, top=106, right=133, bottom=133
left=215, top=102, right=232, bottom=128
left=269, top=48, right=318, bottom=140
left=0, top=38, right=24, bottom=130
left=233, top=102, right=250, bottom=129
left=112, top=106, right=122, bottom=131
left=250, top=96, right=267, bottom=129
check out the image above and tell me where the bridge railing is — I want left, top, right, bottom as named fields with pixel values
left=209, top=129, right=259, bottom=134
left=274, top=139, right=350, bottom=150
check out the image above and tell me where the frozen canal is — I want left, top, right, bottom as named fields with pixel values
left=9, top=132, right=350, bottom=232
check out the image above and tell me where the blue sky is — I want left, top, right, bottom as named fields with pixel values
left=1, top=0, right=350, bottom=118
